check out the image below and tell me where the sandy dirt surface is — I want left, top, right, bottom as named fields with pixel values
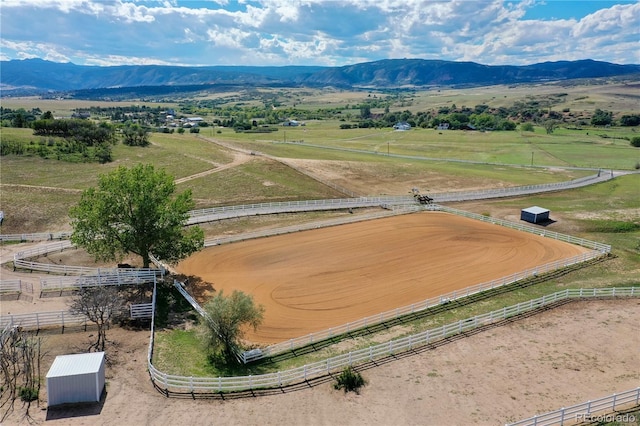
left=4, top=298, right=638, bottom=426
left=176, top=212, right=590, bottom=344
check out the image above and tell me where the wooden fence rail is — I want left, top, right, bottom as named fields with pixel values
left=148, top=286, right=638, bottom=394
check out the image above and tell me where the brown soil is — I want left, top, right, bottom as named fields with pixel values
left=176, top=212, right=590, bottom=344
left=4, top=298, right=638, bottom=425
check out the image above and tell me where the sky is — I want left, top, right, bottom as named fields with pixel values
left=0, top=0, right=638, bottom=68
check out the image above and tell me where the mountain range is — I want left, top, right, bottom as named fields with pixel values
left=1, top=58, right=639, bottom=96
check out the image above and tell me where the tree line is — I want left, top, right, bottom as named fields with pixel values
left=1, top=110, right=150, bottom=163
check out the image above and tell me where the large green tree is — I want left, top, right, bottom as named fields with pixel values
left=69, top=164, right=204, bottom=268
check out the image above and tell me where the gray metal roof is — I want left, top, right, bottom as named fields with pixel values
left=46, top=352, right=105, bottom=378
left=522, top=206, right=549, bottom=214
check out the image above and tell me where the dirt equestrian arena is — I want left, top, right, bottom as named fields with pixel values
left=177, top=212, right=591, bottom=344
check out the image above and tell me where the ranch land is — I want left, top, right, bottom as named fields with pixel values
left=0, top=80, right=639, bottom=425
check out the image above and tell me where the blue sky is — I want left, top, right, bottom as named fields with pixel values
left=1, top=0, right=638, bottom=67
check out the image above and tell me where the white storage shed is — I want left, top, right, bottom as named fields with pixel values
left=46, top=352, right=105, bottom=406
left=521, top=206, right=550, bottom=224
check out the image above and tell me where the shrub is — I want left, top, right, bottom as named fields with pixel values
left=334, top=366, right=366, bottom=394
left=19, top=386, right=39, bottom=402
left=520, top=122, right=534, bottom=132
left=630, top=136, right=640, bottom=147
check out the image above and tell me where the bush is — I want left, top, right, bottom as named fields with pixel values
left=520, top=122, right=534, bottom=132
left=334, top=366, right=366, bottom=393
left=19, top=386, right=39, bottom=402
left=630, top=136, right=640, bottom=147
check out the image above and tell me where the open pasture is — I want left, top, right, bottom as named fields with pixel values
left=214, top=119, right=640, bottom=170
left=176, top=211, right=590, bottom=344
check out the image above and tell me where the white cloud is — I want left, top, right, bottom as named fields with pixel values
left=572, top=3, right=640, bottom=37
left=0, top=0, right=638, bottom=66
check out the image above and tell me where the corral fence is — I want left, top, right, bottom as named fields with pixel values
left=0, top=231, right=71, bottom=243
left=0, top=279, right=33, bottom=294
left=233, top=205, right=609, bottom=363
left=130, top=303, right=154, bottom=319
left=11, top=240, right=166, bottom=278
left=204, top=206, right=422, bottom=247
left=0, top=310, right=88, bottom=332
left=39, top=271, right=160, bottom=296
left=508, top=386, right=640, bottom=426
left=239, top=249, right=605, bottom=363
left=183, top=170, right=607, bottom=226
left=148, top=286, right=638, bottom=394
left=0, top=171, right=614, bottom=244
left=434, top=205, right=610, bottom=253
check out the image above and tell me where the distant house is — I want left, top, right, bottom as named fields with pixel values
left=282, top=120, right=300, bottom=126
left=437, top=123, right=450, bottom=130
left=186, top=117, right=203, bottom=123
left=72, top=112, right=90, bottom=119
left=393, top=121, right=411, bottom=131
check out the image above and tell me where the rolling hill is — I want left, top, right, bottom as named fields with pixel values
left=1, top=57, right=638, bottom=96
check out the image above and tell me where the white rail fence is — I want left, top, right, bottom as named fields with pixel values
left=0, top=231, right=71, bottom=243
left=130, top=303, right=154, bottom=319
left=183, top=171, right=607, bottom=225
left=204, top=206, right=422, bottom=247
left=0, top=279, right=33, bottom=294
left=240, top=249, right=606, bottom=363
left=39, top=271, right=159, bottom=295
left=508, top=386, right=640, bottom=426
left=435, top=205, right=611, bottom=252
left=0, top=171, right=613, bottom=242
left=11, top=240, right=166, bottom=277
left=148, top=287, right=638, bottom=394
left=0, top=311, right=88, bottom=331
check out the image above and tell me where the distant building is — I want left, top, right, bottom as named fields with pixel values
left=521, top=206, right=550, bottom=224
left=282, top=120, right=300, bottom=126
left=72, top=112, right=90, bottom=119
left=393, top=121, right=411, bottom=131
left=437, top=123, right=450, bottom=130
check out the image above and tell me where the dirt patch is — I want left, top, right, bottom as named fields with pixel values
left=176, top=212, right=590, bottom=344
left=4, top=299, right=638, bottom=425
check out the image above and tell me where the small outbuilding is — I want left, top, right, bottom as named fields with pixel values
left=46, top=352, right=105, bottom=407
left=521, top=206, right=550, bottom=224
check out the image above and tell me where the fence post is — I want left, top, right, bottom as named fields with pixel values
left=560, top=407, right=565, bottom=425
left=612, top=393, right=617, bottom=410
left=304, top=365, right=307, bottom=381
left=278, top=371, right=282, bottom=387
